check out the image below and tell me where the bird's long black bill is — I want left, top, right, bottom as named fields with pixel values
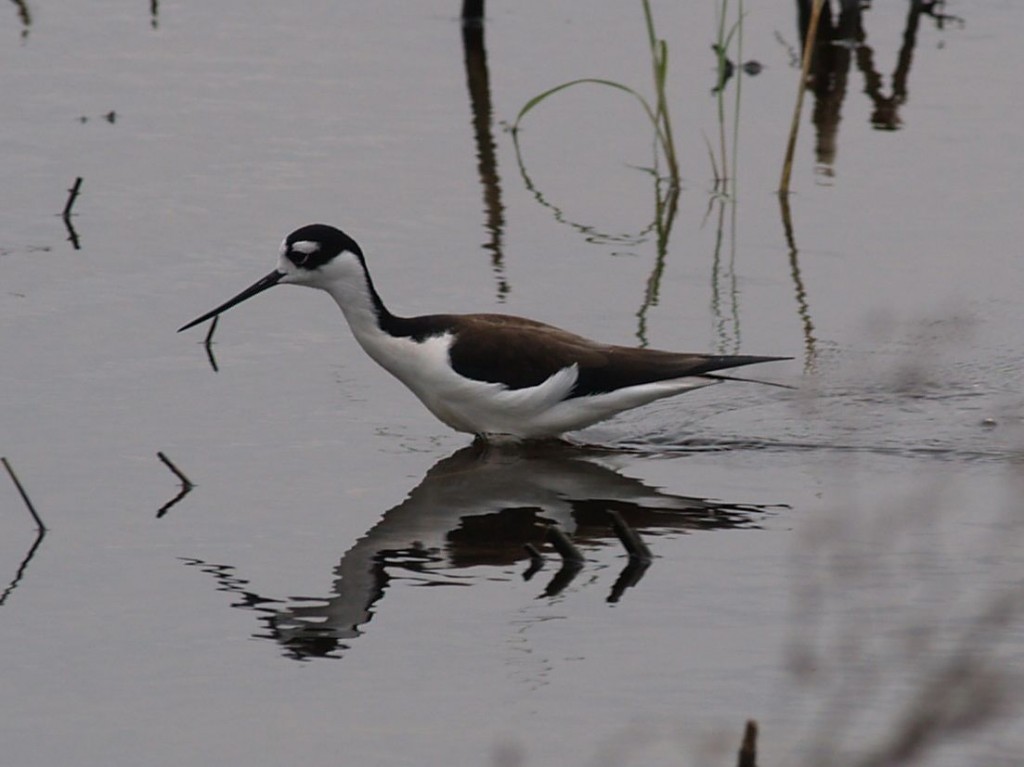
left=178, top=270, right=284, bottom=332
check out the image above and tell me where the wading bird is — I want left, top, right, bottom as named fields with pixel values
left=180, top=224, right=789, bottom=439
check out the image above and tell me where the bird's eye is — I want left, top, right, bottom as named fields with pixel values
left=287, top=249, right=310, bottom=267
left=286, top=240, right=323, bottom=268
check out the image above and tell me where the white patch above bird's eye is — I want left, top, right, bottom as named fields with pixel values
left=290, top=240, right=321, bottom=255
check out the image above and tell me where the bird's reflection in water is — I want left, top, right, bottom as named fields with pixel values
left=183, top=441, right=781, bottom=661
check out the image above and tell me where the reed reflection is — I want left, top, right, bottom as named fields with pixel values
left=0, top=529, right=45, bottom=608
left=511, top=1, right=681, bottom=347
left=511, top=141, right=679, bottom=348
left=703, top=1, right=748, bottom=359
left=460, top=9, right=508, bottom=300
left=9, top=0, right=30, bottom=38
left=796, top=0, right=965, bottom=175
left=777, top=194, right=818, bottom=373
left=183, top=441, right=778, bottom=661
left=0, top=457, right=47, bottom=608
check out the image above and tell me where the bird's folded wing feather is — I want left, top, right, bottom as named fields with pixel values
left=440, top=314, right=783, bottom=397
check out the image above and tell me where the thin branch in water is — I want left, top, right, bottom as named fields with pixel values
left=204, top=344, right=219, bottom=372
left=714, top=2, right=731, bottom=186
left=156, top=452, right=194, bottom=518
left=0, top=526, right=45, bottom=607
left=703, top=131, right=723, bottom=186
left=780, top=0, right=826, bottom=194
left=2, top=456, right=46, bottom=531
left=204, top=314, right=218, bottom=346
left=61, top=176, right=83, bottom=220
left=63, top=216, right=81, bottom=250
left=732, top=0, right=746, bottom=194
left=0, top=456, right=47, bottom=606
left=61, top=177, right=83, bottom=249
left=157, top=452, right=194, bottom=489
left=156, top=485, right=192, bottom=519
left=202, top=315, right=220, bottom=372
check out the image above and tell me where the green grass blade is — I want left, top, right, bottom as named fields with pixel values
left=512, top=78, right=658, bottom=133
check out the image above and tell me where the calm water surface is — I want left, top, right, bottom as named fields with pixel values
left=2, top=2, right=1022, bottom=765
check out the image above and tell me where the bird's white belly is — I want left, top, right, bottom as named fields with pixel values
left=352, top=329, right=716, bottom=438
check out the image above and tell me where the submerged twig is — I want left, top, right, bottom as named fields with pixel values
left=156, top=452, right=194, bottom=518
left=156, top=485, right=192, bottom=519
left=0, top=527, right=46, bottom=607
left=63, top=216, right=81, bottom=250
left=204, top=344, right=219, bottom=372
left=202, top=315, right=220, bottom=371
left=1, top=457, right=48, bottom=605
left=2, top=456, right=46, bottom=531
left=61, top=177, right=83, bottom=249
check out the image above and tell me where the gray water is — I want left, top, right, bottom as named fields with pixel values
left=2, top=2, right=1022, bottom=765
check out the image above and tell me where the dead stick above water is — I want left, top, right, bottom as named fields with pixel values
left=204, top=314, right=219, bottom=346
left=1, top=457, right=46, bottom=531
left=157, top=451, right=194, bottom=488
left=62, top=177, right=84, bottom=220
left=779, top=0, right=825, bottom=195
left=737, top=719, right=758, bottom=767
left=461, top=0, right=483, bottom=21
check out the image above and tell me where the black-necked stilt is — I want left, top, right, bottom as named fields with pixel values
left=179, top=224, right=790, bottom=439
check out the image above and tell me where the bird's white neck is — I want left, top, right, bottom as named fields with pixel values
left=320, top=265, right=472, bottom=433
left=323, top=269, right=386, bottom=342
left=319, top=263, right=425, bottom=385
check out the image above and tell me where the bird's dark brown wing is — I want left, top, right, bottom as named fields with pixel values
left=423, top=313, right=787, bottom=397
left=572, top=347, right=789, bottom=396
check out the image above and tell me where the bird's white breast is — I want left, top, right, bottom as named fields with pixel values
left=326, top=285, right=717, bottom=438
left=345, top=323, right=716, bottom=437
left=349, top=327, right=580, bottom=435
